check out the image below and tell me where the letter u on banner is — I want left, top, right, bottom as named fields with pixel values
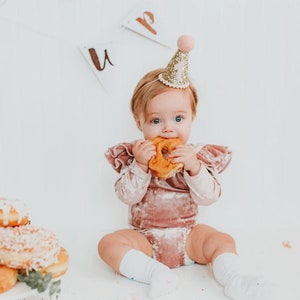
left=79, top=41, right=116, bottom=93
left=88, top=48, right=114, bottom=71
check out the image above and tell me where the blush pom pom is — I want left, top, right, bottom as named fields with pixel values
left=177, top=35, right=195, bottom=53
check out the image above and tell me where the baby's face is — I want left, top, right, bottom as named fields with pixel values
left=136, top=89, right=194, bottom=143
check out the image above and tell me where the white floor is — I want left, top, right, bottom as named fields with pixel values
left=1, top=228, right=299, bottom=300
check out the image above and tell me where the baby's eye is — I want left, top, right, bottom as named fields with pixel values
left=151, top=118, right=160, bottom=124
left=175, top=115, right=183, bottom=122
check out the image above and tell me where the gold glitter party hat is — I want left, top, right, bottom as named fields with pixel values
left=158, top=35, right=195, bottom=89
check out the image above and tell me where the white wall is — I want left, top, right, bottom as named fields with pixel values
left=0, top=0, right=299, bottom=233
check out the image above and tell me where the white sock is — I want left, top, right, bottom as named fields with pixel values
left=119, top=249, right=179, bottom=298
left=212, top=253, right=270, bottom=300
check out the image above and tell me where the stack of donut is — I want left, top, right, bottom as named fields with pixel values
left=0, top=197, right=69, bottom=294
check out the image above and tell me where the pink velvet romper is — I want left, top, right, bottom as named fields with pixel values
left=105, top=142, right=232, bottom=268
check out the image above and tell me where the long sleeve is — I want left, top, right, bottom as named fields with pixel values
left=104, top=142, right=152, bottom=205
left=184, top=165, right=221, bottom=206
left=183, top=143, right=232, bottom=206
left=115, top=159, right=152, bottom=205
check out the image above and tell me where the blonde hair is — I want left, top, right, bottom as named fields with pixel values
left=130, top=68, right=198, bottom=119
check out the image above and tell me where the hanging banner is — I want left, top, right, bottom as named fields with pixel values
left=79, top=41, right=116, bottom=92
left=121, top=0, right=181, bottom=49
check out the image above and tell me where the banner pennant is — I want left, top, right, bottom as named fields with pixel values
left=121, top=0, right=181, bottom=49
left=79, top=41, right=116, bottom=93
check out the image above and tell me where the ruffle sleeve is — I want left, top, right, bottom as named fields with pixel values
left=104, top=142, right=134, bottom=173
left=196, top=144, right=232, bottom=174
left=105, top=142, right=232, bottom=174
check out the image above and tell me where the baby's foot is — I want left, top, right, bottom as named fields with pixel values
left=224, top=275, right=271, bottom=300
left=148, top=270, right=179, bottom=298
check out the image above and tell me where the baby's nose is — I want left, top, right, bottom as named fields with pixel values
left=162, top=124, right=174, bottom=133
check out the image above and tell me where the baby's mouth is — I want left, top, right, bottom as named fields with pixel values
left=162, top=148, right=170, bottom=160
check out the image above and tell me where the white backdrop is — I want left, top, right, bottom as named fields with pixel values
left=0, top=0, right=299, bottom=233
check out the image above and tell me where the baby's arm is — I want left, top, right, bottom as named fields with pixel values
left=184, top=165, right=221, bottom=206
left=183, top=143, right=231, bottom=205
left=115, top=160, right=152, bottom=205
left=105, top=140, right=154, bottom=205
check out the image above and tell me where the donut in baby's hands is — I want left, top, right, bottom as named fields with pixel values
left=0, top=265, right=18, bottom=293
left=0, top=224, right=60, bottom=270
left=0, top=197, right=29, bottom=227
left=149, top=137, right=184, bottom=179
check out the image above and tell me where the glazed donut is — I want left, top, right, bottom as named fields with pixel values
left=149, top=137, right=184, bottom=179
left=0, top=265, right=18, bottom=293
left=41, top=247, right=69, bottom=278
left=0, top=197, right=29, bottom=227
left=0, top=225, right=60, bottom=270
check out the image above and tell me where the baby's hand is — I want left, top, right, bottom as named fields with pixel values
left=132, top=139, right=156, bottom=172
left=170, top=144, right=201, bottom=176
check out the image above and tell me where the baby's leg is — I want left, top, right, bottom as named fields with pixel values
left=186, top=225, right=270, bottom=300
left=213, top=253, right=270, bottom=300
left=120, top=248, right=179, bottom=298
left=98, top=229, right=179, bottom=298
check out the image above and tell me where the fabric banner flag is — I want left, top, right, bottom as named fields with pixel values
left=79, top=41, right=116, bottom=92
left=121, top=0, right=181, bottom=49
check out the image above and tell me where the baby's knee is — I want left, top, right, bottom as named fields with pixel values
left=219, top=232, right=236, bottom=247
left=206, top=231, right=236, bottom=251
left=98, top=233, right=114, bottom=257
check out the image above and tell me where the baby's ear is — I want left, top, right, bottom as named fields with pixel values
left=134, top=115, right=142, bottom=131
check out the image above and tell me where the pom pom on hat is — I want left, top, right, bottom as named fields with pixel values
left=177, top=35, right=195, bottom=52
left=158, top=35, right=194, bottom=89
